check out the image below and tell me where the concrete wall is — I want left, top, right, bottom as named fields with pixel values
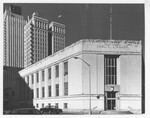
left=97, top=55, right=104, bottom=94
left=82, top=54, right=104, bottom=95
left=34, top=96, right=104, bottom=110
left=119, top=55, right=141, bottom=112
left=120, top=55, right=141, bottom=94
left=81, top=53, right=104, bottom=110
left=68, top=56, right=83, bottom=95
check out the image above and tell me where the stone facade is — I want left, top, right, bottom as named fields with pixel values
left=19, top=39, right=142, bottom=113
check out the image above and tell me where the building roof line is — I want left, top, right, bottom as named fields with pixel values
left=50, top=21, right=65, bottom=27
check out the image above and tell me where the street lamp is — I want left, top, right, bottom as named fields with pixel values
left=74, top=57, right=92, bottom=114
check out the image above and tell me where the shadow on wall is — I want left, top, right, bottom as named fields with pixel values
left=3, top=66, right=34, bottom=110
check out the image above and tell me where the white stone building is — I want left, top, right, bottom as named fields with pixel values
left=19, top=39, right=142, bottom=113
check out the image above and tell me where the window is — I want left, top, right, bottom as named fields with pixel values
left=41, top=23, right=43, bottom=28
left=56, top=84, right=59, bottom=96
left=48, top=68, right=51, bottom=79
left=55, top=103, right=58, bottom=108
left=39, top=22, right=40, bottom=28
left=64, top=82, right=68, bottom=95
left=36, top=88, right=39, bottom=98
left=32, top=74, right=34, bottom=84
left=42, top=87, right=45, bottom=97
left=105, top=55, right=119, bottom=85
left=37, top=72, right=39, bottom=83
left=55, top=65, right=59, bottom=78
left=42, top=70, right=44, bottom=81
left=36, top=21, right=38, bottom=27
left=48, top=86, right=51, bottom=97
left=27, top=76, right=29, bottom=85
left=48, top=103, right=51, bottom=107
left=42, top=103, right=44, bottom=108
left=64, top=103, right=68, bottom=109
left=64, top=61, right=68, bottom=76
left=36, top=104, right=38, bottom=108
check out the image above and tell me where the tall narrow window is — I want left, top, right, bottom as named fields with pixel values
left=36, top=104, right=38, bottom=108
left=56, top=84, right=59, bottom=96
left=37, top=72, right=39, bottom=83
left=42, top=87, right=45, bottom=97
left=42, top=70, right=44, bottom=81
left=48, top=68, right=51, bottom=79
left=105, top=55, right=118, bottom=85
left=36, top=88, right=39, bottom=98
left=48, top=103, right=51, bottom=107
left=64, top=61, right=68, bottom=76
left=27, top=76, right=29, bottom=85
left=55, top=103, right=58, bottom=108
left=64, top=82, right=68, bottom=95
left=48, top=86, right=51, bottom=97
left=42, top=103, right=44, bottom=108
left=64, top=103, right=68, bottom=109
left=55, top=65, right=59, bottom=78
left=32, top=74, right=34, bottom=84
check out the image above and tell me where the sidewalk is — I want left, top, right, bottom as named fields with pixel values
left=62, top=109, right=137, bottom=115
left=62, top=109, right=101, bottom=114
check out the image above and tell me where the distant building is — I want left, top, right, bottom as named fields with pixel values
left=24, top=13, right=65, bottom=67
left=3, top=5, right=26, bottom=68
left=3, top=66, right=26, bottom=110
left=3, top=5, right=27, bottom=110
left=48, top=21, right=65, bottom=55
left=19, top=39, right=142, bottom=114
left=24, top=12, right=49, bottom=67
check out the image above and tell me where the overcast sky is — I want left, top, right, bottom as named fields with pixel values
left=4, top=3, right=144, bottom=46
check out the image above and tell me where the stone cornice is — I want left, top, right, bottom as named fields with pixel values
left=82, top=39, right=141, bottom=53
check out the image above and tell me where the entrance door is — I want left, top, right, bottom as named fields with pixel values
left=106, top=92, right=116, bottom=110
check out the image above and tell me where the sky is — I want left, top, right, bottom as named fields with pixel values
left=3, top=3, right=144, bottom=46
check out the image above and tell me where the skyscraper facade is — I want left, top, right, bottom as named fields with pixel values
left=48, top=21, right=65, bottom=55
left=24, top=12, right=49, bottom=67
left=3, top=5, right=26, bottom=68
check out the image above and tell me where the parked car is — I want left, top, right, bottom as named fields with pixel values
left=7, top=108, right=41, bottom=114
left=40, top=105, right=63, bottom=114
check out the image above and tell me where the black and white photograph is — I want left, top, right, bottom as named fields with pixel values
left=2, top=0, right=149, bottom=117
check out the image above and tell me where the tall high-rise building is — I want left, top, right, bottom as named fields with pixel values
left=3, top=5, right=26, bottom=110
left=3, top=5, right=26, bottom=68
left=48, top=21, right=65, bottom=55
left=24, top=12, right=49, bottom=67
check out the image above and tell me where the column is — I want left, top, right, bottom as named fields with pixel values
left=45, top=68, right=48, bottom=98
left=116, top=57, right=120, bottom=110
left=29, top=74, right=32, bottom=99
left=39, top=71, right=42, bottom=98
left=59, top=62, right=64, bottom=96
left=52, top=33, right=54, bottom=54
left=51, top=66, right=55, bottom=97
left=24, top=76, right=28, bottom=100
left=33, top=73, right=37, bottom=99
left=117, top=57, right=120, bottom=85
